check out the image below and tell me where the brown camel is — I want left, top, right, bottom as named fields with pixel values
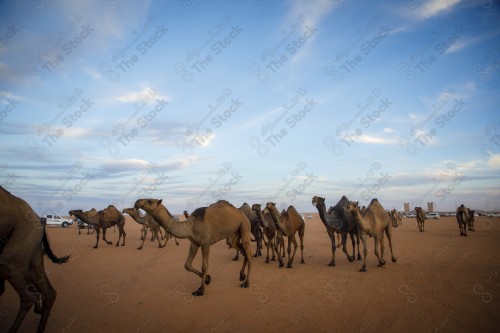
left=122, top=208, right=166, bottom=250
left=0, top=186, right=70, bottom=333
left=240, top=203, right=263, bottom=258
left=415, top=207, right=426, bottom=232
left=252, top=203, right=277, bottom=264
left=456, top=204, right=475, bottom=236
left=69, top=205, right=126, bottom=248
left=389, top=209, right=400, bottom=228
left=265, top=202, right=305, bottom=268
left=134, top=199, right=253, bottom=296
left=312, top=196, right=361, bottom=266
left=183, top=210, right=190, bottom=219
left=345, top=199, right=397, bottom=272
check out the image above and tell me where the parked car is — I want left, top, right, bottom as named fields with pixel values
left=405, top=214, right=416, bottom=218
left=43, top=214, right=74, bottom=227
left=426, top=213, right=440, bottom=219
left=77, top=219, right=93, bottom=230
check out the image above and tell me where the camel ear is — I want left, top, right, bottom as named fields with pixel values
left=158, top=199, right=162, bottom=205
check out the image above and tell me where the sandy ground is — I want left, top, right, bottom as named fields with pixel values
left=1, top=214, right=499, bottom=333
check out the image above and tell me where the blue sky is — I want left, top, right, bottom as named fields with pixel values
left=0, top=0, right=499, bottom=216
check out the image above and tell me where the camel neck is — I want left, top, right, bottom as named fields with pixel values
left=154, top=204, right=192, bottom=239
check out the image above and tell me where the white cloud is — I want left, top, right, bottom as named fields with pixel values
left=354, top=134, right=396, bottom=145
left=444, top=29, right=500, bottom=55
left=61, top=127, right=92, bottom=139
left=414, top=0, right=461, bottom=20
left=487, top=153, right=500, bottom=169
left=115, top=87, right=171, bottom=103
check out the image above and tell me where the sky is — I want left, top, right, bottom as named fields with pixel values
left=0, top=0, right=499, bottom=216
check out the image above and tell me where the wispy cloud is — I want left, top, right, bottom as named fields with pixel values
left=444, top=29, right=500, bottom=54
left=414, top=0, right=461, bottom=20
left=115, top=87, right=171, bottom=103
left=354, top=134, right=396, bottom=145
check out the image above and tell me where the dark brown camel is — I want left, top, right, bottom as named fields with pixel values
left=312, top=196, right=361, bottom=266
left=0, top=186, right=69, bottom=333
left=69, top=205, right=126, bottom=248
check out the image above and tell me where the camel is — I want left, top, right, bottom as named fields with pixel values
left=0, top=186, right=70, bottom=333
left=69, top=205, right=126, bottom=248
left=415, top=207, right=426, bottom=232
left=389, top=209, right=400, bottom=228
left=123, top=208, right=167, bottom=250
left=345, top=199, right=397, bottom=272
left=456, top=204, right=475, bottom=236
left=468, top=210, right=476, bottom=231
left=252, top=203, right=277, bottom=264
left=134, top=199, right=253, bottom=296
left=241, top=203, right=263, bottom=257
left=183, top=210, right=190, bottom=219
left=312, top=196, right=361, bottom=266
left=327, top=206, right=342, bottom=247
left=265, top=202, right=305, bottom=268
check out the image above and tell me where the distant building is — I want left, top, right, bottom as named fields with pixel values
left=427, top=202, right=434, bottom=212
left=404, top=202, right=410, bottom=213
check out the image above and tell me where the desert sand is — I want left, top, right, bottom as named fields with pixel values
left=1, top=214, right=499, bottom=333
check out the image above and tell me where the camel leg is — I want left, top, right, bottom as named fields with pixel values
left=193, top=244, right=210, bottom=296
left=232, top=249, right=240, bottom=261
left=120, top=227, right=126, bottom=246
left=299, top=224, right=305, bottom=264
left=379, top=235, right=386, bottom=266
left=6, top=275, right=37, bottom=333
left=153, top=227, right=163, bottom=248
left=359, top=232, right=368, bottom=272
left=138, top=226, right=148, bottom=250
left=31, top=253, right=57, bottom=333
left=341, top=232, right=354, bottom=262
left=286, top=235, right=298, bottom=268
left=372, top=235, right=384, bottom=267
left=237, top=238, right=253, bottom=288
left=327, top=231, right=336, bottom=266
left=349, top=231, right=356, bottom=260
left=184, top=242, right=210, bottom=284
left=265, top=233, right=272, bottom=264
left=275, top=233, right=284, bottom=268
left=385, top=225, right=397, bottom=263
left=102, top=227, right=113, bottom=245
left=356, top=231, right=362, bottom=260
left=336, top=232, right=341, bottom=248
left=93, top=227, right=100, bottom=248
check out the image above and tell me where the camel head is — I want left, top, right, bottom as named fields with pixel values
left=345, top=201, right=360, bottom=215
left=134, top=198, right=163, bottom=213
left=251, top=203, right=262, bottom=216
left=457, top=204, right=466, bottom=214
left=69, top=209, right=83, bottom=217
left=311, top=196, right=325, bottom=207
left=122, top=208, right=135, bottom=215
left=265, top=202, right=280, bottom=222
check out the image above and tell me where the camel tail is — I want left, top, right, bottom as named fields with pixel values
left=42, top=226, right=70, bottom=264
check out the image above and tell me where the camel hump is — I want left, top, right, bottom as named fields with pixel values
left=192, top=207, right=207, bottom=220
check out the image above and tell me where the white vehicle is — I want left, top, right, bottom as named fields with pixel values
left=426, top=213, right=440, bottom=219
left=43, top=214, right=74, bottom=228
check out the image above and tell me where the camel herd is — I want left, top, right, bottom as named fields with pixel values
left=0, top=184, right=481, bottom=333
